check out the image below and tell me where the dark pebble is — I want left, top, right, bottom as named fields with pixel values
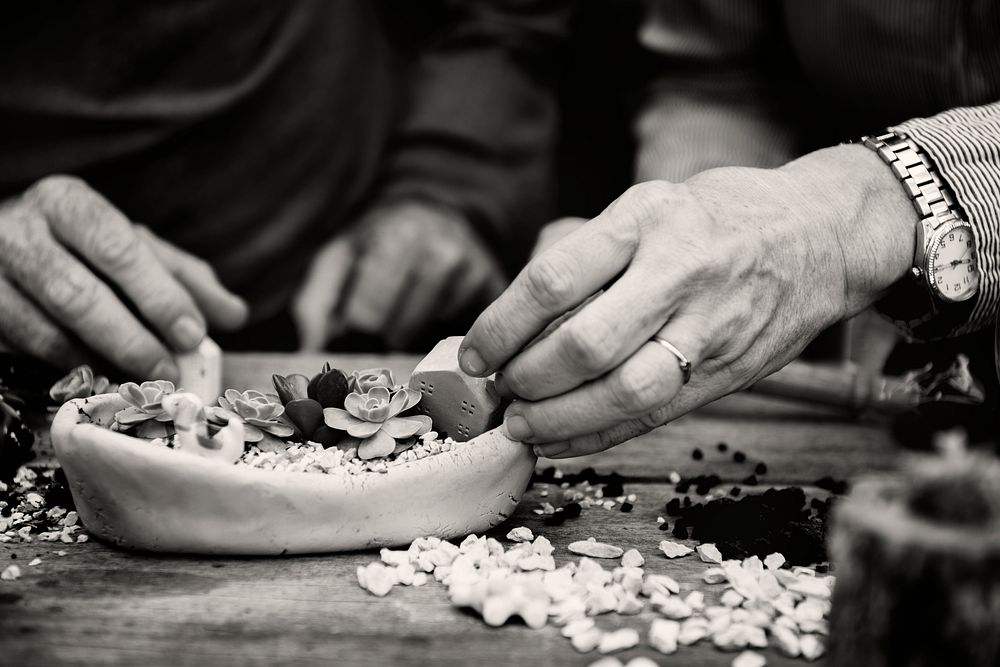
left=742, top=474, right=758, bottom=486
left=543, top=514, right=566, bottom=526
left=692, top=448, right=703, bottom=461
left=815, top=563, right=829, bottom=573
left=717, top=442, right=728, bottom=452
left=620, top=502, right=633, bottom=513
left=730, top=487, right=741, bottom=497
left=562, top=502, right=582, bottom=519
left=671, top=525, right=689, bottom=540
left=658, top=521, right=670, bottom=531
left=733, top=451, right=747, bottom=463
left=755, top=462, right=768, bottom=475
left=665, top=498, right=682, bottom=516
left=683, top=496, right=692, bottom=507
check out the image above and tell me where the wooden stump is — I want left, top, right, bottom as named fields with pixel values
left=829, top=454, right=1000, bottom=667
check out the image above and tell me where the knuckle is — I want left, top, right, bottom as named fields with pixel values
left=561, top=318, right=618, bottom=374
left=45, top=270, right=97, bottom=319
left=27, top=174, right=87, bottom=203
left=523, top=253, right=576, bottom=311
left=612, top=363, right=668, bottom=414
left=91, top=228, right=141, bottom=270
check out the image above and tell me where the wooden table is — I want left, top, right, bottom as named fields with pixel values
left=0, top=353, right=900, bottom=666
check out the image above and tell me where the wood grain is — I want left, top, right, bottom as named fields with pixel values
left=0, top=352, right=900, bottom=666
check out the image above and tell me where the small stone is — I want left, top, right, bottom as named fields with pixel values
left=28, top=558, right=41, bottom=567
left=562, top=618, right=596, bottom=638
left=598, top=628, right=640, bottom=654
left=799, top=634, right=825, bottom=661
left=763, top=553, right=786, bottom=570
left=771, top=624, right=800, bottom=657
left=721, top=589, right=744, bottom=608
left=506, top=526, right=534, bottom=543
left=643, top=573, right=680, bottom=596
left=571, top=627, right=603, bottom=653
left=587, top=659, right=623, bottom=667
left=696, top=543, right=723, bottom=564
left=678, top=617, right=710, bottom=645
left=703, top=567, right=727, bottom=584
left=648, top=618, right=680, bottom=654
left=1, top=565, right=22, bottom=581
left=569, top=540, right=624, bottom=559
left=659, top=541, right=693, bottom=559
left=657, top=596, right=693, bottom=620
left=624, top=658, right=658, bottom=667
left=621, top=549, right=644, bottom=568
left=684, top=590, right=705, bottom=611
left=732, top=651, right=766, bottom=667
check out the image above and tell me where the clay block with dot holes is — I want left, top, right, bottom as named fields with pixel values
left=408, top=337, right=504, bottom=442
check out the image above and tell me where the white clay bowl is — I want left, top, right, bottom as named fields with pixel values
left=50, top=394, right=535, bottom=555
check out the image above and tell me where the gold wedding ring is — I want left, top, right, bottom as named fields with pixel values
left=651, top=336, right=692, bottom=384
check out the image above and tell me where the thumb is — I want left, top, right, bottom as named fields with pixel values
left=292, top=236, right=355, bottom=351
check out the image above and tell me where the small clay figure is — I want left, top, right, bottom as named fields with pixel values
left=408, top=337, right=504, bottom=441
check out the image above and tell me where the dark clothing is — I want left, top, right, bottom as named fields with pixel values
left=0, top=1, right=568, bottom=323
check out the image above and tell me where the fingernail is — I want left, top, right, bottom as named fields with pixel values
left=534, top=442, right=570, bottom=458
left=504, top=414, right=533, bottom=442
left=172, top=316, right=205, bottom=350
left=151, top=357, right=180, bottom=383
left=459, top=347, right=487, bottom=376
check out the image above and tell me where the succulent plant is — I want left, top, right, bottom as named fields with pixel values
left=49, top=365, right=116, bottom=403
left=308, top=363, right=350, bottom=408
left=161, top=392, right=245, bottom=464
left=323, top=386, right=431, bottom=460
left=272, top=366, right=352, bottom=447
left=115, top=380, right=174, bottom=425
left=207, top=389, right=295, bottom=443
left=349, top=368, right=396, bottom=394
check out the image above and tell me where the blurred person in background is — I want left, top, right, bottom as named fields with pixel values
left=461, top=0, right=1000, bottom=455
left=0, top=1, right=569, bottom=382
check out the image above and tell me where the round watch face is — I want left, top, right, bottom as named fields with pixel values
left=928, top=224, right=979, bottom=302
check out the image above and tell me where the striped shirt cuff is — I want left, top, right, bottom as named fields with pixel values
left=892, top=101, right=1000, bottom=337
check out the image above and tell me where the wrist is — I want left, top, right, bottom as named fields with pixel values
left=781, top=143, right=918, bottom=317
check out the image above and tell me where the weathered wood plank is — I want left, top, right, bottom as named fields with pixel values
left=1, top=482, right=825, bottom=667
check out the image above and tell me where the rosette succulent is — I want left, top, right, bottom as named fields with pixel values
left=207, top=389, right=295, bottom=443
left=323, top=385, right=431, bottom=460
left=349, top=368, right=396, bottom=393
left=49, top=365, right=115, bottom=403
left=115, top=380, right=176, bottom=437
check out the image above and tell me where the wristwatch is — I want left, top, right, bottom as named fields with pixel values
left=862, top=131, right=980, bottom=334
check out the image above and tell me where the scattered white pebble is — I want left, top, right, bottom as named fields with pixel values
left=659, top=541, right=693, bottom=558
left=572, top=627, right=604, bottom=653
left=569, top=540, right=624, bottom=559
left=656, top=516, right=665, bottom=524
left=763, top=553, right=785, bottom=570
left=696, top=543, right=723, bottom=564
left=649, top=618, right=680, bottom=654
left=506, top=526, right=534, bottom=543
left=621, top=549, right=644, bottom=568
left=799, top=634, right=825, bottom=661
left=770, top=623, right=800, bottom=657
left=732, top=650, right=766, bottom=667
left=625, top=657, right=659, bottom=667
left=56, top=551, right=67, bottom=557
left=668, top=471, right=681, bottom=484
left=587, top=658, right=623, bottom=667
left=1, top=564, right=22, bottom=581
left=598, top=628, right=640, bottom=654
left=702, top=567, right=727, bottom=584
left=28, top=558, right=41, bottom=567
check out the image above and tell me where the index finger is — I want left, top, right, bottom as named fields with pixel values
left=29, top=176, right=207, bottom=352
left=459, top=205, right=638, bottom=377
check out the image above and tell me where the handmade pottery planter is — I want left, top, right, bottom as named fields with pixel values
left=50, top=393, right=535, bottom=555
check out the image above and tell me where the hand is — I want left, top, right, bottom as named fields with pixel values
left=0, top=176, right=248, bottom=380
left=293, top=201, right=506, bottom=350
left=459, top=144, right=916, bottom=457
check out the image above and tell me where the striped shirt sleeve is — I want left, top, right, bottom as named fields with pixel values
left=892, top=102, right=1000, bottom=336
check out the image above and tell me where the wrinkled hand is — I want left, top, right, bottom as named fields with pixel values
left=0, top=176, right=248, bottom=380
left=294, top=201, right=506, bottom=350
left=459, top=145, right=916, bottom=457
